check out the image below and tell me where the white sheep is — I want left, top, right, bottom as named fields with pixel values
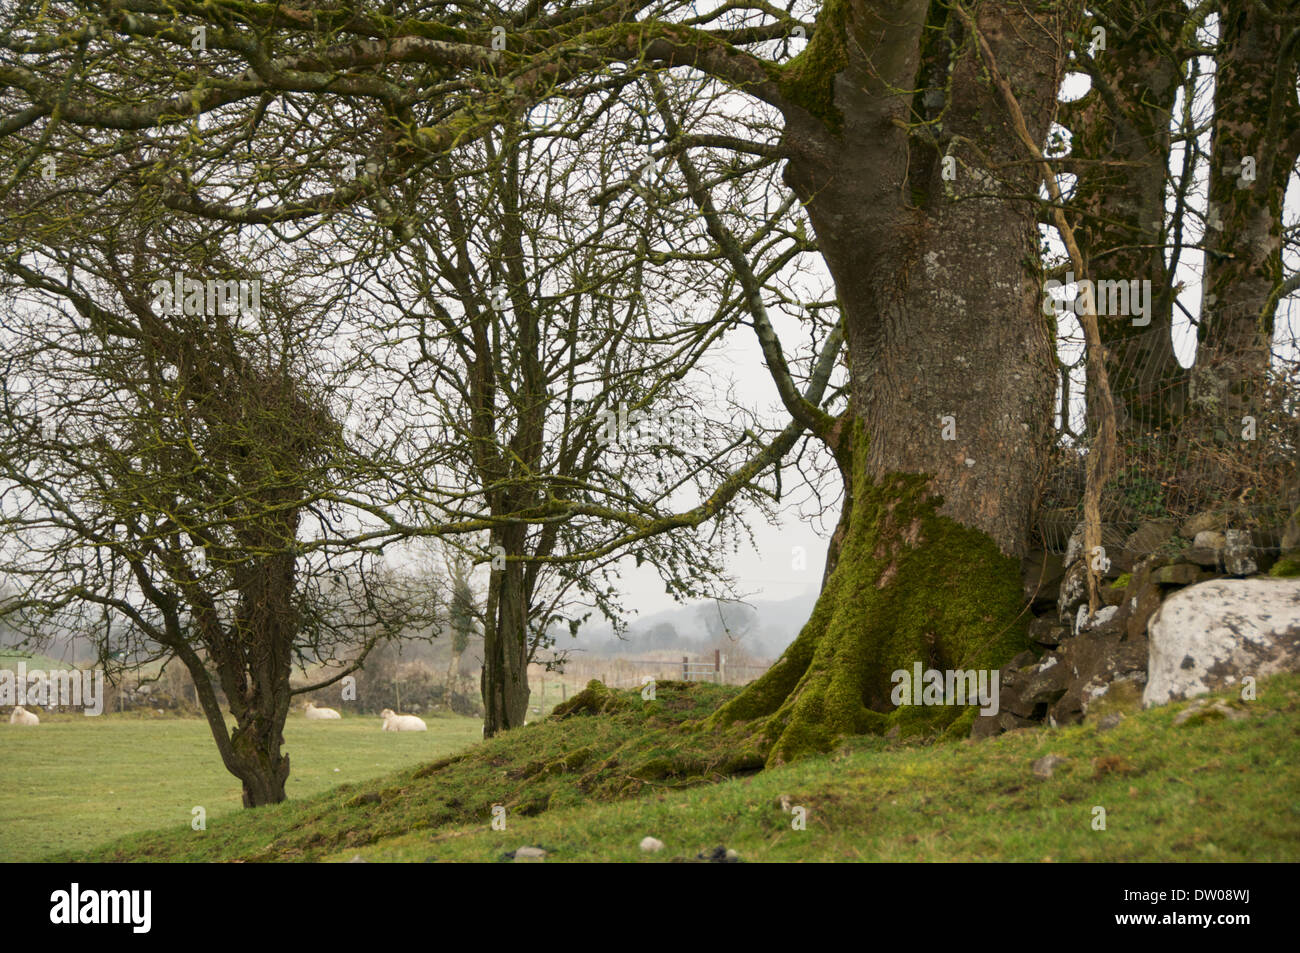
left=9, top=705, right=39, bottom=726
left=380, top=708, right=426, bottom=732
left=304, top=701, right=341, bottom=721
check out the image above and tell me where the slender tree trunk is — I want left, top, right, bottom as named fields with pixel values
left=712, top=0, right=1068, bottom=763
left=1197, top=0, right=1300, bottom=405
left=1063, top=3, right=1188, bottom=434
left=221, top=549, right=296, bottom=806
left=445, top=649, right=462, bottom=694
left=480, top=527, right=531, bottom=736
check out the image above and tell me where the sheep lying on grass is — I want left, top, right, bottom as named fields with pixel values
left=9, top=705, right=39, bottom=726
left=380, top=708, right=426, bottom=732
left=304, top=701, right=342, bottom=720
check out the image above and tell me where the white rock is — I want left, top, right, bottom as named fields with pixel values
left=1075, top=603, right=1117, bottom=634
left=1191, top=530, right=1226, bottom=551
left=639, top=836, right=665, bottom=853
left=514, top=846, right=546, bottom=862
left=1144, top=578, right=1300, bottom=708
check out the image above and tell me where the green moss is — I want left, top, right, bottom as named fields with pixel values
left=1110, top=572, right=1132, bottom=590
left=776, top=0, right=849, bottom=132
left=709, top=420, right=1029, bottom=765
left=1270, top=555, right=1300, bottom=578
left=551, top=680, right=631, bottom=717
left=940, top=706, right=978, bottom=741
left=1086, top=679, right=1143, bottom=718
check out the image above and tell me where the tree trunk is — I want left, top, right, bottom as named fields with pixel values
left=1197, top=0, right=1300, bottom=408
left=1063, top=3, right=1188, bottom=435
left=183, top=546, right=297, bottom=807
left=480, top=528, right=531, bottom=736
left=712, top=0, right=1067, bottom=763
left=445, top=649, right=463, bottom=695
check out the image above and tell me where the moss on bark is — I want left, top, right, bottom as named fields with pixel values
left=775, top=0, right=849, bottom=131
left=709, top=422, right=1029, bottom=765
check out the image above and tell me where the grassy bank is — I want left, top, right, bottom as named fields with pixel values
left=44, top=673, right=1300, bottom=863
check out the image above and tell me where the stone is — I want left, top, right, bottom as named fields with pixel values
left=1279, top=499, right=1300, bottom=551
left=1172, top=698, right=1248, bottom=727
left=1183, top=530, right=1225, bottom=568
left=1222, top=529, right=1256, bottom=576
left=696, top=845, right=741, bottom=863
left=1182, top=511, right=1229, bottom=538
left=1083, top=675, right=1144, bottom=719
left=1102, top=581, right=1128, bottom=607
left=513, top=846, right=547, bottom=862
left=1000, top=652, right=1069, bottom=718
left=1048, top=614, right=1148, bottom=726
left=1022, top=550, right=1065, bottom=607
left=1028, top=615, right=1065, bottom=647
left=1032, top=754, right=1067, bottom=779
left=1144, top=577, right=1300, bottom=707
left=639, top=836, right=665, bottom=853
left=1121, top=519, right=1177, bottom=563
left=1152, top=563, right=1212, bottom=586
left=1077, top=604, right=1118, bottom=633
left=1058, top=560, right=1090, bottom=627
left=1192, top=530, right=1226, bottom=551
left=996, top=711, right=1036, bottom=732
left=1009, top=649, right=1037, bottom=669
left=1283, top=503, right=1300, bottom=553
left=970, top=713, right=1000, bottom=740
left=1124, top=558, right=1167, bottom=641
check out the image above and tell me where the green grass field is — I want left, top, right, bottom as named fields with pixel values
left=0, top=711, right=482, bottom=862
left=25, top=672, right=1300, bottom=863
left=0, top=651, right=79, bottom=671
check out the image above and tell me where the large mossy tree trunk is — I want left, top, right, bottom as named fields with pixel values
left=711, top=0, right=1069, bottom=764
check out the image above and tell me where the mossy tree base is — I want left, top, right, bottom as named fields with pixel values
left=709, top=434, right=1029, bottom=766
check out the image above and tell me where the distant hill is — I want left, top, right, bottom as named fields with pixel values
left=571, top=590, right=817, bottom=660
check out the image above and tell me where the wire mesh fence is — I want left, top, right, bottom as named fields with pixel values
left=1037, top=314, right=1299, bottom=558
